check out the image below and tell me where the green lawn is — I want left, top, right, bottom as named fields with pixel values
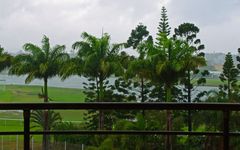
left=0, top=85, right=87, bottom=140
left=205, top=79, right=240, bottom=87
left=205, top=79, right=222, bottom=87
left=0, top=81, right=223, bottom=134
left=0, top=85, right=85, bottom=102
left=0, top=85, right=86, bottom=131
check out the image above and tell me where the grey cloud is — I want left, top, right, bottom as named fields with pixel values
left=168, top=0, right=240, bottom=26
left=166, top=0, right=240, bottom=53
left=0, top=0, right=239, bottom=54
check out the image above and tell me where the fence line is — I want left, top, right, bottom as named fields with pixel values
left=0, top=102, right=239, bottom=150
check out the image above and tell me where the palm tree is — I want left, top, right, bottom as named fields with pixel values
left=147, top=33, right=194, bottom=150
left=31, top=110, right=62, bottom=130
left=149, top=34, right=193, bottom=101
left=9, top=35, right=69, bottom=150
left=72, top=32, right=123, bottom=130
left=0, top=46, right=12, bottom=72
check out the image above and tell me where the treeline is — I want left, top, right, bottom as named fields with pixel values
left=1, top=6, right=240, bottom=150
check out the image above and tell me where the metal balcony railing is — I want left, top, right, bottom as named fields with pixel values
left=0, top=102, right=239, bottom=150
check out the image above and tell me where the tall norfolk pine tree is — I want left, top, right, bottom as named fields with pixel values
left=157, top=6, right=171, bottom=36
left=156, top=6, right=171, bottom=47
left=148, top=32, right=194, bottom=150
left=147, top=6, right=172, bottom=102
left=147, top=7, right=197, bottom=150
left=219, top=52, right=239, bottom=101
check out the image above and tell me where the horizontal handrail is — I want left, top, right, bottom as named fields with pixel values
left=1, top=130, right=239, bottom=136
left=0, top=102, right=238, bottom=150
left=0, top=102, right=239, bottom=110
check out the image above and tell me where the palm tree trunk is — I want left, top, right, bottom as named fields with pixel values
left=99, top=76, right=104, bottom=130
left=96, top=77, right=100, bottom=102
left=158, top=82, right=162, bottom=102
left=96, top=77, right=101, bottom=130
left=44, top=77, right=48, bottom=103
left=165, top=86, right=172, bottom=150
left=187, top=70, right=192, bottom=132
left=141, top=77, right=145, bottom=117
left=140, top=77, right=147, bottom=150
left=43, top=77, right=49, bottom=150
left=227, top=78, right=231, bottom=101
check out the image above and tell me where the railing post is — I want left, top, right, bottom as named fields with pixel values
left=24, top=109, right=30, bottom=150
left=223, top=110, right=229, bottom=150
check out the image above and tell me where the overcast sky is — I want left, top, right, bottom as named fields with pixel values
left=0, top=0, right=240, bottom=54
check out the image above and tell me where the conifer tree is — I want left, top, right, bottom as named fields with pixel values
left=158, top=6, right=171, bottom=35
left=126, top=23, right=150, bottom=51
left=174, top=23, right=207, bottom=131
left=126, top=23, right=153, bottom=107
left=156, top=6, right=171, bottom=47
left=150, top=6, right=172, bottom=103
left=219, top=52, right=239, bottom=101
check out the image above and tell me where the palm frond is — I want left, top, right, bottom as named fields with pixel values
left=41, top=35, right=50, bottom=56
left=25, top=71, right=39, bottom=83
left=31, top=110, right=62, bottom=130
left=0, top=48, right=12, bottom=72
left=23, top=43, right=42, bottom=56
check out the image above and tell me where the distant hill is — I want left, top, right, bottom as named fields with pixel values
left=8, top=50, right=24, bottom=56
left=204, top=53, right=238, bottom=71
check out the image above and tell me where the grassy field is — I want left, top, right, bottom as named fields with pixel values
left=0, top=85, right=85, bottom=102
left=0, top=80, right=226, bottom=148
left=0, top=85, right=86, bottom=124
left=0, top=85, right=87, bottom=145
left=0, top=80, right=221, bottom=122
left=205, top=79, right=222, bottom=87
left=194, top=78, right=240, bottom=87
left=0, top=80, right=222, bottom=102
left=0, top=81, right=221, bottom=133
